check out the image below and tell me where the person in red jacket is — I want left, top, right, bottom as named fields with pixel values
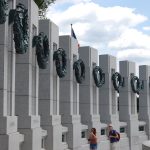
left=88, top=128, right=98, bottom=150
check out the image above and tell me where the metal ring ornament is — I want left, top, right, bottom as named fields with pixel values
left=0, top=0, right=8, bottom=24
left=13, top=3, right=29, bottom=54
left=112, top=72, right=122, bottom=93
left=131, top=76, right=140, bottom=94
left=93, top=66, right=105, bottom=88
left=33, top=32, right=49, bottom=69
left=53, top=48, right=67, bottom=78
left=73, top=59, right=85, bottom=84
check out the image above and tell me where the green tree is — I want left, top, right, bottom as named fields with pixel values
left=34, top=0, right=56, bottom=18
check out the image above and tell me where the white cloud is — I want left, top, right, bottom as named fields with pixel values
left=47, top=1, right=150, bottom=66
left=47, top=2, right=147, bottom=30
left=117, top=49, right=150, bottom=59
left=108, top=28, right=150, bottom=50
left=117, top=48, right=150, bottom=74
left=143, top=26, right=150, bottom=31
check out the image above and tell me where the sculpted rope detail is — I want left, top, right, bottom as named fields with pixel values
left=13, top=3, right=29, bottom=54
left=93, top=66, right=105, bottom=88
left=73, top=59, right=85, bottom=84
left=0, top=0, right=8, bottom=24
left=33, top=32, right=49, bottom=69
left=53, top=48, right=67, bottom=78
left=112, top=72, right=123, bottom=93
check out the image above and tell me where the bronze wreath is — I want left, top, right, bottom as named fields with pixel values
left=93, top=66, right=105, bottom=88
left=33, top=32, right=49, bottom=69
left=0, top=0, right=8, bottom=24
left=13, top=3, right=29, bottom=54
left=131, top=75, right=141, bottom=94
left=112, top=72, right=122, bottom=93
left=53, top=48, right=67, bottom=78
left=73, top=59, right=85, bottom=84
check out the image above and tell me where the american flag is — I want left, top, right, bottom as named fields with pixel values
left=71, top=24, right=80, bottom=48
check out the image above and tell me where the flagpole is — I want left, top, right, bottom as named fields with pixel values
left=70, top=24, right=80, bottom=48
left=71, top=24, right=72, bottom=36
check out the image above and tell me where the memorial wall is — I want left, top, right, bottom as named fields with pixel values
left=0, top=0, right=149, bottom=150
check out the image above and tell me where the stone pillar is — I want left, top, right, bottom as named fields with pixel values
left=99, top=55, right=119, bottom=129
left=139, top=66, right=149, bottom=140
left=59, top=36, right=87, bottom=150
left=142, top=141, right=150, bottom=150
left=0, top=0, right=24, bottom=150
left=15, top=1, right=42, bottom=150
left=38, top=19, right=62, bottom=150
left=119, top=61, right=139, bottom=150
left=79, top=46, right=100, bottom=137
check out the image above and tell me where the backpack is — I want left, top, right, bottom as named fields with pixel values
left=116, top=132, right=120, bottom=141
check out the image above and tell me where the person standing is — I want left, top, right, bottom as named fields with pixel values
left=108, top=124, right=119, bottom=150
left=88, top=128, right=98, bottom=150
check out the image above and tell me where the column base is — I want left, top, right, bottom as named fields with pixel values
left=61, top=115, right=85, bottom=150
left=0, top=116, right=24, bottom=150
left=81, top=114, right=100, bottom=129
left=41, top=115, right=62, bottom=150
left=0, top=130, right=24, bottom=150
left=18, top=115, right=42, bottom=150
left=19, top=127, right=42, bottom=150
left=0, top=116, right=18, bottom=134
left=18, top=115, right=40, bottom=129
left=127, top=117, right=140, bottom=150
left=81, top=114, right=101, bottom=148
left=101, top=114, right=120, bottom=131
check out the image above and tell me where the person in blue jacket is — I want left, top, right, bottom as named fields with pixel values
left=108, top=124, right=119, bottom=150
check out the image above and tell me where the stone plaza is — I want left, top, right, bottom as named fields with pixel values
left=0, top=0, right=150, bottom=150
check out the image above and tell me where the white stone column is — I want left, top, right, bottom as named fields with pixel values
left=99, top=55, right=119, bottom=129
left=139, top=66, right=149, bottom=139
left=79, top=46, right=101, bottom=138
left=38, top=19, right=62, bottom=150
left=59, top=36, right=87, bottom=150
left=0, top=1, right=24, bottom=150
left=119, top=61, right=139, bottom=150
left=15, top=1, right=42, bottom=150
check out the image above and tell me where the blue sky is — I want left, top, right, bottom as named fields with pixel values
left=96, top=0, right=150, bottom=32
left=47, top=0, right=150, bottom=69
left=95, top=0, right=149, bottom=14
